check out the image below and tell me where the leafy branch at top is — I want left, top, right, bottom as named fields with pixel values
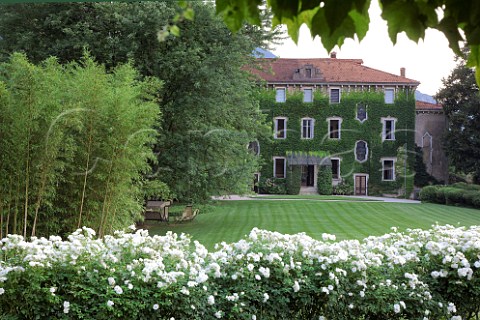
left=216, top=0, right=480, bottom=84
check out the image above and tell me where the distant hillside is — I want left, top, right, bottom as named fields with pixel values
left=252, top=48, right=277, bottom=59
left=415, top=91, right=437, bottom=104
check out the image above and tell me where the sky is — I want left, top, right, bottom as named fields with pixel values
left=271, top=1, right=457, bottom=97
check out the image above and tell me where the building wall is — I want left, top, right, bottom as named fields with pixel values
left=415, top=111, right=449, bottom=183
left=258, top=88, right=416, bottom=196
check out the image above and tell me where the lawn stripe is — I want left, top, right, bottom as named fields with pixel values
left=149, top=201, right=480, bottom=250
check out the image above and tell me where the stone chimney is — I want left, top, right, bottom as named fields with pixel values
left=330, top=51, right=337, bottom=59
left=400, top=67, right=406, bottom=77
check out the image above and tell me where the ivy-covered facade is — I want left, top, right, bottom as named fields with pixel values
left=252, top=57, right=419, bottom=196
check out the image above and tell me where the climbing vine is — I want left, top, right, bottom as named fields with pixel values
left=257, top=88, right=416, bottom=196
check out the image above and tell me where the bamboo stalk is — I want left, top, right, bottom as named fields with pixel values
left=5, top=178, right=13, bottom=236
left=78, top=129, right=93, bottom=229
left=0, top=201, right=4, bottom=239
left=13, top=177, right=21, bottom=235
left=98, top=147, right=118, bottom=238
left=31, top=173, right=48, bottom=237
left=23, top=138, right=30, bottom=238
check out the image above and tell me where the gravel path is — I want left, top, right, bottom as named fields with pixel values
left=213, top=195, right=421, bottom=204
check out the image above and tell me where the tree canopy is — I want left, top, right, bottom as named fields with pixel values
left=436, top=50, right=480, bottom=183
left=0, top=1, right=276, bottom=203
left=3, top=0, right=479, bottom=82
left=217, top=0, right=480, bottom=83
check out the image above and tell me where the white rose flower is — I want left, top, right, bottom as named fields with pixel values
left=114, top=285, right=123, bottom=294
left=394, top=304, right=401, bottom=313
left=293, top=281, right=300, bottom=293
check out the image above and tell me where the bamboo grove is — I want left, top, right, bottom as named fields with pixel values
left=0, top=53, right=161, bottom=238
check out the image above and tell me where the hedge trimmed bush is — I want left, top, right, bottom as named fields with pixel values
left=2, top=226, right=480, bottom=319
left=286, top=166, right=301, bottom=195
left=420, top=184, right=480, bottom=210
left=418, top=185, right=439, bottom=203
left=259, top=177, right=287, bottom=194
left=452, top=182, right=480, bottom=191
left=317, top=165, right=333, bottom=195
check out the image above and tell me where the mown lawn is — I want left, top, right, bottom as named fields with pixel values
left=249, top=195, right=380, bottom=201
left=147, top=200, right=480, bottom=250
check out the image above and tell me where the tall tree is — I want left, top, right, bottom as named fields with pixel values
left=436, top=50, right=480, bottom=183
left=0, top=1, right=277, bottom=202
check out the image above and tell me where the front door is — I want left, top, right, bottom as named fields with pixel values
left=355, top=175, right=368, bottom=195
left=301, top=165, right=315, bottom=187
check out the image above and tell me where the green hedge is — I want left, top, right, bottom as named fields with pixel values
left=259, top=177, right=287, bottom=194
left=1, top=226, right=479, bottom=319
left=286, top=166, right=301, bottom=195
left=317, top=165, right=333, bottom=195
left=419, top=184, right=480, bottom=209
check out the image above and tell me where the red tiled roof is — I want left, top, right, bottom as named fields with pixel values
left=250, top=58, right=420, bottom=86
left=416, top=100, right=443, bottom=110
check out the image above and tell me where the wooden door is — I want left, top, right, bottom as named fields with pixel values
left=355, top=175, right=367, bottom=195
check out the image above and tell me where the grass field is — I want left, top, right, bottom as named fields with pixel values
left=147, top=200, right=480, bottom=250
left=249, top=195, right=380, bottom=201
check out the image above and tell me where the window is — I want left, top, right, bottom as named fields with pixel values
left=355, top=140, right=368, bottom=163
left=273, top=157, right=286, bottom=178
left=276, top=88, right=286, bottom=103
left=301, top=118, right=314, bottom=139
left=382, top=158, right=396, bottom=181
left=274, top=117, right=287, bottom=139
left=306, top=68, right=312, bottom=78
left=248, top=140, right=260, bottom=156
left=330, top=88, right=340, bottom=104
left=303, top=88, right=313, bottom=103
left=327, top=117, right=342, bottom=139
left=331, top=158, right=340, bottom=180
left=356, top=103, right=367, bottom=122
left=384, top=88, right=395, bottom=104
left=382, top=117, right=397, bottom=141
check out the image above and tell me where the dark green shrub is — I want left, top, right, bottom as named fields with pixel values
left=451, top=182, right=480, bottom=191
left=259, top=177, right=287, bottom=194
left=419, top=185, right=440, bottom=203
left=286, top=166, right=301, bottom=195
left=472, top=194, right=480, bottom=208
left=414, top=146, right=439, bottom=187
left=333, top=180, right=353, bottom=195
left=317, top=165, right=332, bottom=195
left=435, top=188, right=447, bottom=204
left=444, top=187, right=465, bottom=205
left=463, top=191, right=478, bottom=207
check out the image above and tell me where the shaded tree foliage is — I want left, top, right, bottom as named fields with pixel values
left=436, top=51, right=480, bottom=183
left=414, top=146, right=439, bottom=187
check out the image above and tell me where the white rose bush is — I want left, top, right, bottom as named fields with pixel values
left=1, top=225, right=480, bottom=319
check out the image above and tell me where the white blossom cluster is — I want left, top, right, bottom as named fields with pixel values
left=1, top=225, right=480, bottom=319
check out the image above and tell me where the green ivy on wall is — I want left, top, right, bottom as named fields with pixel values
left=257, top=88, right=416, bottom=196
